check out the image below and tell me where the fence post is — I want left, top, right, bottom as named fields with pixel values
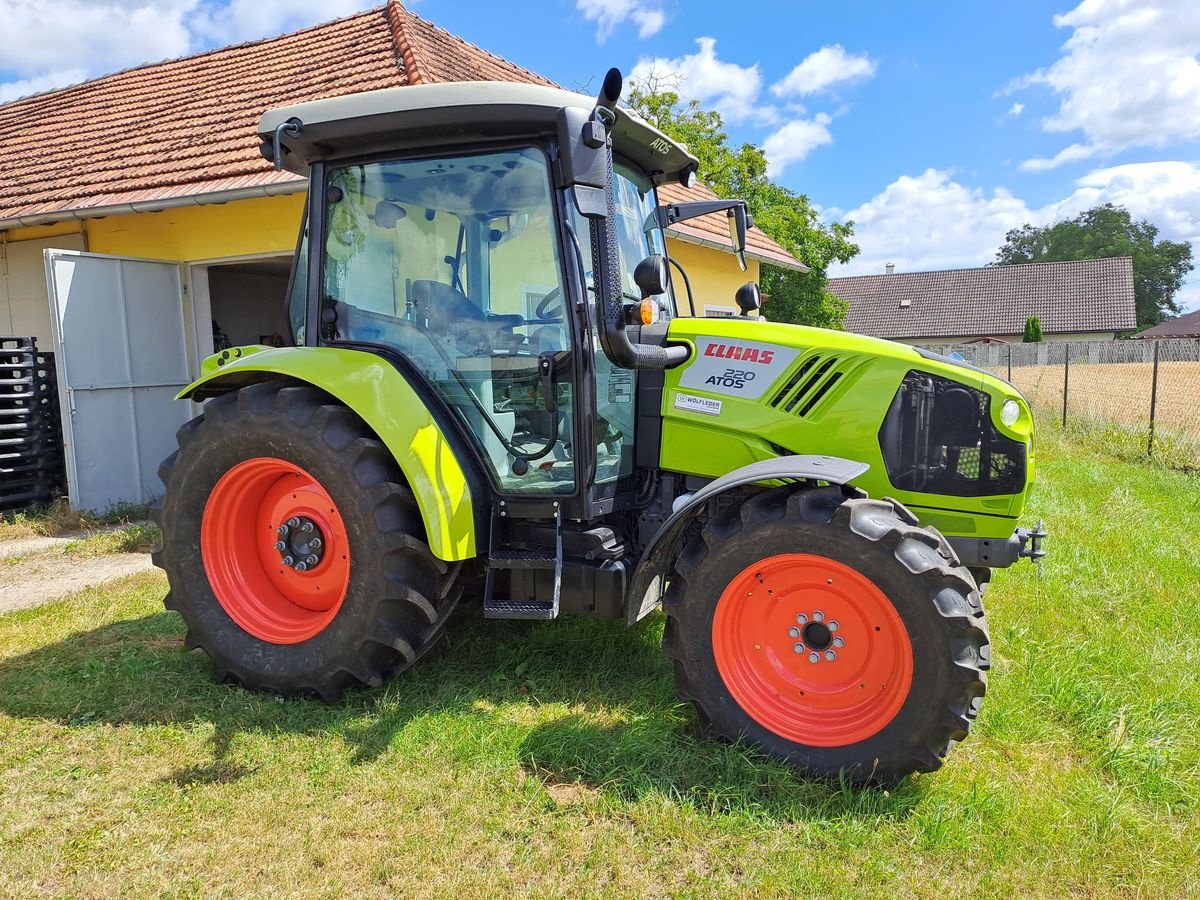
left=1148, top=339, right=1160, bottom=457
left=1007, top=344, right=1012, bottom=382
left=1062, top=344, right=1070, bottom=429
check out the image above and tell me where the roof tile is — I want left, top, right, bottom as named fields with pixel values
left=830, top=257, right=1137, bottom=339
left=1137, top=308, right=1200, bottom=338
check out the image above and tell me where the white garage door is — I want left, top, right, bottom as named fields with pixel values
left=44, top=249, right=194, bottom=512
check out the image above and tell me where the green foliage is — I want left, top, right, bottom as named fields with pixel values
left=627, top=75, right=859, bottom=328
left=1023, top=316, right=1043, bottom=343
left=996, top=204, right=1194, bottom=329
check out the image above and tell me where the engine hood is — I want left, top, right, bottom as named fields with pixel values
left=658, top=316, right=1034, bottom=539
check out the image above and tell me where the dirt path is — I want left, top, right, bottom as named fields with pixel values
left=0, top=530, right=158, bottom=614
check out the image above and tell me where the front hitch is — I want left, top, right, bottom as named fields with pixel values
left=1016, top=519, right=1048, bottom=562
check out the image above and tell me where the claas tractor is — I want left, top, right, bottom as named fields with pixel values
left=153, top=70, right=1046, bottom=783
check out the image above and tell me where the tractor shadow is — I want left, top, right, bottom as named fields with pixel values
left=0, top=604, right=923, bottom=821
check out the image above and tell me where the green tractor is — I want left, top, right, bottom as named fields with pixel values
left=153, top=70, right=1045, bottom=782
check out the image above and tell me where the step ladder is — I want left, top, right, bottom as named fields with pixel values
left=483, top=501, right=563, bottom=620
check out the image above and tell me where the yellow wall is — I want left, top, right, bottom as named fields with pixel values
left=665, top=237, right=760, bottom=317
left=6, top=220, right=86, bottom=243
left=85, top=193, right=307, bottom=262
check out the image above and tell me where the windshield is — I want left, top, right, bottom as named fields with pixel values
left=572, top=162, right=675, bottom=320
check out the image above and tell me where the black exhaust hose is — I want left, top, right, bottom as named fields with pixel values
left=590, top=144, right=689, bottom=370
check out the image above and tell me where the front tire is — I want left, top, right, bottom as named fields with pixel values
left=663, top=486, right=989, bottom=783
left=152, top=382, right=461, bottom=699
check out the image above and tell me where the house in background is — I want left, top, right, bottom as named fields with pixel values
left=1136, top=307, right=1200, bottom=339
left=0, top=0, right=803, bottom=511
left=829, top=257, right=1136, bottom=350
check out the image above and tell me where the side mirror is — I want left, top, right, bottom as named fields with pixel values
left=728, top=205, right=749, bottom=272
left=633, top=255, right=669, bottom=297
left=735, top=282, right=761, bottom=315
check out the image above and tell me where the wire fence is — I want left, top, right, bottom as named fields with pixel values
left=925, top=339, right=1200, bottom=470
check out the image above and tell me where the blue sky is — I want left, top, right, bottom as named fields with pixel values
left=2, top=0, right=1199, bottom=310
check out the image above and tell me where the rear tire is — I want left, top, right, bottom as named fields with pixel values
left=662, top=486, right=989, bottom=783
left=152, top=382, right=461, bottom=699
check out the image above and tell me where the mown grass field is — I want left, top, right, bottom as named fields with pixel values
left=2, top=427, right=1199, bottom=897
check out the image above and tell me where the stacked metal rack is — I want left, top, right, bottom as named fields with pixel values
left=1, top=337, right=67, bottom=512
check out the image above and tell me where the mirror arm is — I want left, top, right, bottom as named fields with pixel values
left=657, top=199, right=748, bottom=227
left=666, top=255, right=695, bottom=316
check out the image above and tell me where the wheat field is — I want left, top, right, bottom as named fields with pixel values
left=1001, top=361, right=1200, bottom=437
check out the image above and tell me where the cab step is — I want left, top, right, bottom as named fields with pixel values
left=483, top=502, right=562, bottom=620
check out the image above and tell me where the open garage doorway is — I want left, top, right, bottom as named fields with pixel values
left=190, top=254, right=294, bottom=359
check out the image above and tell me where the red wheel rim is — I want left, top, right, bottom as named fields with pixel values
left=200, top=457, right=351, bottom=644
left=712, top=553, right=913, bottom=747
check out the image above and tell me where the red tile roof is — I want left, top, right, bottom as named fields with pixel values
left=0, top=0, right=800, bottom=269
left=830, top=257, right=1137, bottom=340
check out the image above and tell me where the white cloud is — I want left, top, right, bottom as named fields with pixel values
left=1006, top=101, right=1024, bottom=117
left=1013, top=0, right=1200, bottom=169
left=0, top=0, right=197, bottom=77
left=829, top=169, right=1034, bottom=277
left=771, top=45, right=876, bottom=97
left=190, top=0, right=375, bottom=46
left=630, top=37, right=767, bottom=124
left=575, top=0, right=665, bottom=42
left=829, top=161, right=1200, bottom=312
left=0, top=68, right=86, bottom=104
left=762, top=114, right=833, bottom=177
left=1019, top=142, right=1099, bottom=172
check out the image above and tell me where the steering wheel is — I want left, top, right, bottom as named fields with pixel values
left=535, top=287, right=565, bottom=321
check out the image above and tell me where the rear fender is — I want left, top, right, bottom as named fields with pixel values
left=626, top=455, right=870, bottom=624
left=179, top=345, right=478, bottom=561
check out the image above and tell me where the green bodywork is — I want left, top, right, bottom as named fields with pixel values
left=659, top=317, right=1034, bottom=541
left=179, top=345, right=477, bottom=561
left=179, top=316, right=1033, bottom=559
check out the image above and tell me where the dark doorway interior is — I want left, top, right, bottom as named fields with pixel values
left=208, top=258, right=294, bottom=350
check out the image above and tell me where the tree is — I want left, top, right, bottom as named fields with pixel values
left=1023, top=316, right=1043, bottom=343
left=995, top=204, right=1193, bottom=330
left=627, top=74, right=859, bottom=328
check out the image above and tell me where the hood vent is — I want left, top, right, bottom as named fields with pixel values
left=768, top=354, right=861, bottom=417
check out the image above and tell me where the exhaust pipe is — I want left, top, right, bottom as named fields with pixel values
left=588, top=70, right=689, bottom=370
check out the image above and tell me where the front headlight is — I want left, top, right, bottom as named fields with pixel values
left=1001, top=399, right=1020, bottom=427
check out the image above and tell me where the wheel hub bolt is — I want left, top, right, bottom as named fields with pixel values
left=274, top=515, right=327, bottom=571
left=790, top=612, right=847, bottom=663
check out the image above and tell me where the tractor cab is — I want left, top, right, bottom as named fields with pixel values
left=263, top=76, right=742, bottom=519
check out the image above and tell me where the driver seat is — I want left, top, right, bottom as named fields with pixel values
left=409, top=280, right=523, bottom=351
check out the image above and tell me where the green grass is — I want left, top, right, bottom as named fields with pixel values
left=2, top=431, right=1199, bottom=897
left=0, top=500, right=152, bottom=542
left=61, top=524, right=160, bottom=557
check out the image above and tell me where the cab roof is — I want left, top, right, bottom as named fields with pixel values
left=258, top=81, right=698, bottom=186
